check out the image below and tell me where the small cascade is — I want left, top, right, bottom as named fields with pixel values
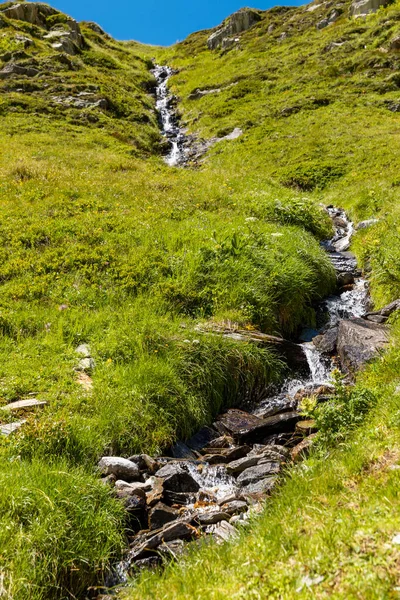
left=152, top=64, right=187, bottom=166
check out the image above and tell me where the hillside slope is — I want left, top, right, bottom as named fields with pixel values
left=0, top=0, right=399, bottom=598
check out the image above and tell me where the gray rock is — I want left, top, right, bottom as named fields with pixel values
left=337, top=272, right=355, bottom=287
left=366, top=299, right=400, bottom=321
left=198, top=511, right=231, bottom=525
left=337, top=318, right=388, bottom=374
left=186, top=426, right=220, bottom=451
left=242, top=476, right=278, bottom=496
left=350, top=0, right=389, bottom=16
left=1, top=3, right=58, bottom=27
left=155, top=462, right=200, bottom=494
left=75, top=343, right=91, bottom=357
left=226, top=455, right=260, bottom=475
left=145, top=477, right=164, bottom=506
left=356, top=219, right=380, bottom=230
left=0, top=420, right=27, bottom=436
left=114, top=480, right=149, bottom=499
left=98, top=457, right=141, bottom=481
left=158, top=539, right=186, bottom=558
left=0, top=63, right=39, bottom=79
left=313, top=326, right=338, bottom=354
left=220, top=500, right=248, bottom=515
left=77, top=357, right=95, bottom=372
left=207, top=8, right=262, bottom=50
left=171, top=441, right=197, bottom=460
left=149, top=502, right=180, bottom=530
left=237, top=461, right=281, bottom=487
left=130, top=521, right=197, bottom=559
left=205, top=520, right=238, bottom=542
left=0, top=398, right=47, bottom=413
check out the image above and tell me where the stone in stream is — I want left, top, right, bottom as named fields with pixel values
left=186, top=426, right=221, bottom=451
left=155, top=462, right=200, bottom=494
left=98, top=457, right=141, bottom=481
left=202, top=445, right=251, bottom=464
left=241, top=476, right=278, bottom=496
left=291, top=434, right=318, bottom=463
left=337, top=318, right=388, bottom=374
left=337, top=272, right=355, bottom=287
left=197, top=511, right=231, bottom=525
left=114, top=480, right=149, bottom=499
left=124, top=494, right=148, bottom=533
left=149, top=502, right=180, bottom=530
left=128, top=454, right=158, bottom=473
left=130, top=521, right=198, bottom=560
left=205, top=520, right=238, bottom=542
left=236, top=462, right=281, bottom=487
left=146, top=477, right=164, bottom=507
left=171, top=441, right=198, bottom=460
left=0, top=398, right=47, bottom=413
left=203, top=435, right=235, bottom=450
left=220, top=500, right=248, bottom=515
left=158, top=539, right=187, bottom=558
left=313, top=327, right=338, bottom=354
left=131, top=556, right=161, bottom=571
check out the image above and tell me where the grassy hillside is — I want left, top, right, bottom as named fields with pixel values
left=0, top=0, right=399, bottom=597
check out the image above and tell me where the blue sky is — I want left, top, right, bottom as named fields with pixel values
left=48, top=0, right=304, bottom=45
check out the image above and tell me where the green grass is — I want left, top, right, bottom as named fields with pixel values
left=0, top=0, right=400, bottom=597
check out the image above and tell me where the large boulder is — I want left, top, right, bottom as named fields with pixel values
left=1, top=3, right=58, bottom=27
left=337, top=318, right=388, bottom=374
left=350, top=0, right=389, bottom=16
left=155, top=462, right=201, bottom=494
left=98, top=456, right=141, bottom=481
left=207, top=8, right=262, bottom=50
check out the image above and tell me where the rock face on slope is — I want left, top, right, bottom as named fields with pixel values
left=1, top=2, right=58, bottom=27
left=350, top=0, right=389, bottom=16
left=207, top=8, right=262, bottom=50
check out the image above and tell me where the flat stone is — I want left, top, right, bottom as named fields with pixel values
left=130, top=521, right=198, bottom=560
left=0, top=399, right=47, bottom=412
left=158, top=539, right=186, bottom=558
left=226, top=455, right=260, bottom=474
left=237, top=462, right=281, bottom=487
left=240, top=412, right=302, bottom=444
left=149, top=502, right=180, bottom=530
left=205, top=520, right=238, bottom=542
left=98, top=457, right=140, bottom=481
left=197, top=510, right=231, bottom=525
left=114, top=480, right=148, bottom=499
left=241, top=476, right=278, bottom=496
left=0, top=420, right=26, bottom=436
left=220, top=500, right=248, bottom=515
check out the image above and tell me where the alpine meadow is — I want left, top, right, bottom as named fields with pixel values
left=0, top=0, right=400, bottom=599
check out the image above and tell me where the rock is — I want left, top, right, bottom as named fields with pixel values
left=0, top=420, right=27, bottom=436
left=186, top=426, right=220, bottom=451
left=15, top=35, right=33, bottom=48
left=171, top=441, right=198, bottom=460
left=149, top=502, right=180, bottom=530
left=77, top=357, right=95, bottom=372
left=291, top=434, right=318, bottom=462
left=337, top=318, right=389, bottom=374
left=241, top=476, right=278, bottom=496
left=247, top=445, right=290, bottom=459
left=114, top=480, right=148, bottom=499
left=131, top=557, right=161, bottom=571
left=242, top=412, right=302, bottom=443
left=1, top=3, right=58, bottom=27
left=207, top=8, right=262, bottom=50
left=84, top=22, right=107, bottom=36
left=220, top=500, right=248, bottom=515
left=124, top=494, right=148, bottom=532
left=313, top=326, right=338, bottom=354
left=236, top=462, right=281, bottom=487
left=130, top=521, right=198, bottom=560
left=216, top=409, right=301, bottom=444
left=205, top=520, right=238, bottom=542
left=155, top=462, right=200, bottom=494
left=221, top=37, right=240, bottom=50
left=0, top=63, right=39, bottom=79
left=390, top=36, right=400, bottom=51
left=226, top=455, right=260, bottom=475
left=337, top=272, right=355, bottom=287
left=100, top=473, right=116, bottom=486
left=350, top=0, right=389, bottom=16
left=0, top=398, right=47, bottom=413
left=198, top=511, right=231, bottom=525
left=295, top=420, right=318, bottom=436
left=75, top=343, right=91, bottom=357
left=158, top=538, right=186, bottom=558
left=365, top=299, right=400, bottom=322
left=98, top=457, right=141, bottom=481
left=163, top=491, right=195, bottom=506
left=356, top=219, right=380, bottom=230
left=202, top=445, right=250, bottom=463
left=146, top=477, right=164, bottom=507
left=203, top=435, right=234, bottom=450
left=215, top=409, right=263, bottom=437
left=128, top=454, right=158, bottom=473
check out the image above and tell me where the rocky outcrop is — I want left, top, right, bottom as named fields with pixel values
left=350, top=0, right=389, bottom=16
left=365, top=299, right=400, bottom=324
left=207, top=8, right=262, bottom=50
left=1, top=3, right=58, bottom=27
left=44, top=20, right=85, bottom=55
left=0, top=63, right=39, bottom=79
left=337, top=318, right=388, bottom=374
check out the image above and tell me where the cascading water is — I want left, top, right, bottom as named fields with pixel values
left=152, top=64, right=186, bottom=167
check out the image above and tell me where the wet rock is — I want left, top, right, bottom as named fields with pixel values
left=171, top=441, right=198, bottom=460
left=186, top=426, right=220, bottom=451
left=0, top=63, right=39, bottom=79
left=198, top=511, right=231, bottom=525
left=241, top=476, right=278, bottom=496
left=130, top=521, right=198, bottom=560
left=158, top=539, right=186, bottom=558
left=337, top=272, right=354, bottom=287
left=124, top=494, right=148, bottom=532
left=220, top=500, right=248, bottom=515
left=215, top=409, right=264, bottom=437
left=207, top=8, right=261, bottom=50
left=98, top=457, right=140, bottom=481
left=226, top=455, right=261, bottom=475
left=131, top=556, right=161, bottom=571
left=205, top=520, right=238, bottom=542
left=313, top=327, right=338, bottom=354
left=241, top=412, right=302, bottom=444
left=337, top=318, right=388, bottom=374
left=291, top=434, right=318, bottom=462
left=149, top=502, right=180, bottom=530
left=128, top=454, right=158, bottom=473
left=163, top=491, right=196, bottom=506
left=202, top=445, right=250, bottom=464
left=202, top=435, right=234, bottom=450
left=255, top=396, right=297, bottom=419
left=146, top=477, right=164, bottom=507
left=217, top=492, right=246, bottom=506
left=247, top=444, right=289, bottom=459
left=155, top=462, right=200, bottom=494
left=237, top=462, right=281, bottom=487
left=295, top=420, right=318, bottom=436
